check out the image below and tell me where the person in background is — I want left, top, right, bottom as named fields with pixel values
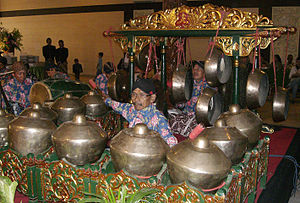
left=117, top=52, right=129, bottom=72
left=288, top=56, right=300, bottom=103
left=287, top=54, right=294, bottom=70
left=2, top=61, right=34, bottom=115
left=95, top=62, right=114, bottom=95
left=55, top=40, right=68, bottom=74
left=72, top=58, right=83, bottom=81
left=169, top=61, right=210, bottom=138
left=96, top=52, right=103, bottom=76
left=102, top=78, right=178, bottom=147
left=42, top=37, right=56, bottom=68
left=46, top=64, right=70, bottom=80
left=0, top=56, right=13, bottom=83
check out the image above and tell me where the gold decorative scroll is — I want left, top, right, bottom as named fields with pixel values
left=113, top=36, right=151, bottom=54
left=122, top=4, right=273, bottom=30
left=215, top=37, right=233, bottom=56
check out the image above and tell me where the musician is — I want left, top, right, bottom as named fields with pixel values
left=95, top=62, right=114, bottom=95
left=169, top=61, right=210, bottom=138
left=103, top=78, right=178, bottom=147
left=0, top=56, right=12, bottom=83
left=2, top=61, right=34, bottom=115
left=46, top=65, right=70, bottom=80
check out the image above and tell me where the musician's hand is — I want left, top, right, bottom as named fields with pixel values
left=102, top=93, right=109, bottom=101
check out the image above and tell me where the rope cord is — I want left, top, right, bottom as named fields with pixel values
left=269, top=154, right=300, bottom=196
left=145, top=41, right=153, bottom=78
left=271, top=34, right=277, bottom=94
left=105, top=27, right=116, bottom=72
left=175, top=38, right=186, bottom=69
left=252, top=28, right=259, bottom=73
left=282, top=31, right=290, bottom=88
left=259, top=45, right=261, bottom=70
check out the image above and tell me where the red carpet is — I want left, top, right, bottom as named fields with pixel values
left=14, top=128, right=297, bottom=203
left=255, top=127, right=297, bottom=202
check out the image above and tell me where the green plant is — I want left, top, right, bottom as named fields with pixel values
left=0, top=176, right=18, bottom=203
left=0, top=23, right=23, bottom=52
left=79, top=186, right=160, bottom=203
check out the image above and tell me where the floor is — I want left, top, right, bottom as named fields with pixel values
left=75, top=74, right=300, bottom=202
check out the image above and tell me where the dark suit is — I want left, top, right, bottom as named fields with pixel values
left=55, top=47, right=68, bottom=73
left=42, top=45, right=56, bottom=62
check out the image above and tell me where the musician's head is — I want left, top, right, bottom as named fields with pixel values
left=12, top=61, right=27, bottom=83
left=131, top=79, right=156, bottom=111
left=46, top=66, right=58, bottom=78
left=191, top=60, right=204, bottom=81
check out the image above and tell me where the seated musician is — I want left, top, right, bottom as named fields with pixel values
left=95, top=62, right=114, bottom=95
left=2, top=61, right=34, bottom=115
left=0, top=56, right=13, bottom=83
left=103, top=78, right=178, bottom=147
left=169, top=61, right=210, bottom=138
left=46, top=64, right=70, bottom=80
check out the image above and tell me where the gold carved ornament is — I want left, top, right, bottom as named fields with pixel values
left=122, top=4, right=272, bottom=30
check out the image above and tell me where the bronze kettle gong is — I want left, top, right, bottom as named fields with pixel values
left=204, top=47, right=232, bottom=87
left=8, top=112, right=56, bottom=156
left=51, top=93, right=85, bottom=124
left=195, top=87, right=223, bottom=126
left=167, top=136, right=231, bottom=189
left=107, top=70, right=130, bottom=103
left=218, top=104, right=262, bottom=148
left=0, top=109, right=14, bottom=148
left=80, top=91, right=108, bottom=117
left=272, top=87, right=289, bottom=122
left=200, top=119, right=248, bottom=164
left=52, top=114, right=108, bottom=166
left=169, top=64, right=193, bottom=105
left=20, top=102, right=58, bottom=123
left=246, top=69, right=269, bottom=109
left=110, top=123, right=169, bottom=177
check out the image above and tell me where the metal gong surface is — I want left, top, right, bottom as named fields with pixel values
left=81, top=91, right=108, bottom=117
left=107, top=71, right=130, bottom=102
left=195, top=88, right=223, bottom=126
left=167, top=136, right=231, bottom=189
left=201, top=119, right=248, bottom=164
left=169, top=64, right=193, bottom=104
left=205, top=48, right=232, bottom=87
left=246, top=69, right=269, bottom=109
left=272, top=87, right=289, bottom=122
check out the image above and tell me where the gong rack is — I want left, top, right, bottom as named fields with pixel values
left=104, top=3, right=295, bottom=108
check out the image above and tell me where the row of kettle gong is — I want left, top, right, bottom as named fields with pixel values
left=109, top=104, right=262, bottom=190
left=1, top=100, right=262, bottom=191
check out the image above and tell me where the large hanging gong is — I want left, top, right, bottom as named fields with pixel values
left=272, top=87, right=289, bottom=122
left=246, top=69, right=269, bottom=109
left=195, top=87, right=223, bottom=126
left=107, top=70, right=130, bottom=103
left=204, top=47, right=232, bottom=87
left=169, top=64, right=193, bottom=105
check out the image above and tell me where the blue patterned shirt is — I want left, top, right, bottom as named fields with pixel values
left=105, top=98, right=178, bottom=147
left=3, top=77, right=34, bottom=115
left=181, top=79, right=209, bottom=113
left=95, top=74, right=108, bottom=95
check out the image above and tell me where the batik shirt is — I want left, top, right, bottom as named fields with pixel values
left=180, top=79, right=209, bottom=113
left=3, top=77, right=34, bottom=115
left=95, top=74, right=108, bottom=95
left=105, top=98, right=178, bottom=147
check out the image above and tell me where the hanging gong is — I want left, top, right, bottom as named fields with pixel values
left=246, top=69, right=269, bottom=109
left=204, top=47, right=232, bottom=87
left=195, top=87, right=223, bottom=126
left=272, top=87, right=289, bottom=122
left=107, top=70, right=130, bottom=103
left=169, top=64, right=193, bottom=105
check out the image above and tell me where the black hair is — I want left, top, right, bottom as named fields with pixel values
left=58, top=40, right=64, bottom=44
left=99, top=52, right=104, bottom=57
left=46, top=38, right=52, bottom=43
left=74, top=58, right=79, bottom=62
